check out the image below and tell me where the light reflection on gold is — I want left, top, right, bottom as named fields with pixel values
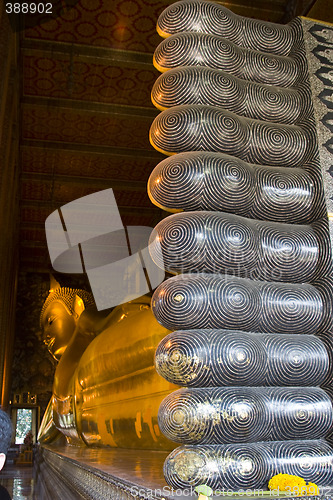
left=38, top=281, right=178, bottom=450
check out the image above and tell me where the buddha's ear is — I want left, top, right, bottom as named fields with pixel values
left=73, top=295, right=85, bottom=319
left=49, top=274, right=61, bottom=292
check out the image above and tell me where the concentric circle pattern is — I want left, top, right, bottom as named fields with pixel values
left=271, top=440, right=333, bottom=483
left=151, top=274, right=323, bottom=333
left=149, top=211, right=320, bottom=282
left=158, top=387, right=332, bottom=444
left=151, top=0, right=333, bottom=480
left=163, top=441, right=333, bottom=490
left=149, top=105, right=308, bottom=167
left=266, top=387, right=333, bottom=440
left=152, top=66, right=304, bottom=124
left=264, top=333, right=329, bottom=386
left=157, top=0, right=295, bottom=56
left=148, top=152, right=315, bottom=223
left=155, top=330, right=329, bottom=387
left=154, top=33, right=299, bottom=87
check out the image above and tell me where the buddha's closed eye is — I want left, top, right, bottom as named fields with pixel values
left=47, top=316, right=56, bottom=326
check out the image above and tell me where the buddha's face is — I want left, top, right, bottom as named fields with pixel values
left=41, top=300, right=77, bottom=361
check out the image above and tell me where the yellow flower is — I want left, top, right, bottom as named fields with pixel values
left=307, top=482, right=319, bottom=496
left=268, top=474, right=319, bottom=496
left=268, top=474, right=307, bottom=496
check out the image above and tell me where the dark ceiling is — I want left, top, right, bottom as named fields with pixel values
left=18, top=0, right=330, bottom=274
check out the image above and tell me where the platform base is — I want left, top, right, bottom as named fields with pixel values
left=34, top=444, right=333, bottom=500
left=34, top=444, right=175, bottom=499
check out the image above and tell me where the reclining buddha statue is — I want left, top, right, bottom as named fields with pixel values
left=37, top=277, right=178, bottom=450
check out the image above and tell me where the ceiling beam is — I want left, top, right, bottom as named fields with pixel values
left=21, top=96, right=159, bottom=118
left=20, top=172, right=148, bottom=191
left=305, top=0, right=333, bottom=22
left=20, top=219, right=51, bottom=226
left=20, top=199, right=69, bottom=210
left=21, top=140, right=164, bottom=159
left=217, top=1, right=285, bottom=20
left=19, top=241, right=46, bottom=248
left=21, top=39, right=153, bottom=66
left=20, top=205, right=161, bottom=222
left=18, top=264, right=52, bottom=274
left=281, top=0, right=316, bottom=22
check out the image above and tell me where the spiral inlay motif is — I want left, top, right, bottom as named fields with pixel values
left=151, top=274, right=324, bottom=334
left=154, top=33, right=300, bottom=87
left=164, top=441, right=333, bottom=490
left=155, top=330, right=329, bottom=387
left=157, top=0, right=295, bottom=56
left=149, top=0, right=333, bottom=484
left=150, top=211, right=323, bottom=282
left=149, top=105, right=308, bottom=167
left=158, top=387, right=333, bottom=444
left=148, top=152, right=318, bottom=223
left=152, top=66, right=305, bottom=124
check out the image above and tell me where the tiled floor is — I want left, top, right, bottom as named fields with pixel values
left=0, top=464, right=34, bottom=499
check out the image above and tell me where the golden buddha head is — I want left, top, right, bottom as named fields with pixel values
left=40, top=278, right=95, bottom=361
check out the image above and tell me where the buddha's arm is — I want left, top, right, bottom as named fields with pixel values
left=52, top=307, right=116, bottom=400
left=53, top=327, right=96, bottom=400
left=38, top=398, right=61, bottom=444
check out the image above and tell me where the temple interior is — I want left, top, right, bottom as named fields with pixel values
left=1, top=0, right=333, bottom=498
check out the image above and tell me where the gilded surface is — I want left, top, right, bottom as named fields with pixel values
left=38, top=278, right=178, bottom=450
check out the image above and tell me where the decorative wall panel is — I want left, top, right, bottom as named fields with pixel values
left=23, top=0, right=176, bottom=52
left=22, top=107, right=153, bottom=149
left=23, top=53, right=158, bottom=106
